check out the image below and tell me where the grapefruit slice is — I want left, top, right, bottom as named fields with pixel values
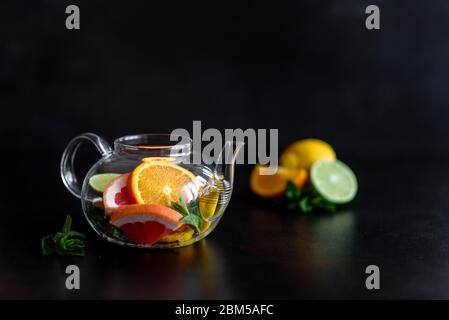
left=110, top=204, right=184, bottom=245
left=103, top=173, right=132, bottom=216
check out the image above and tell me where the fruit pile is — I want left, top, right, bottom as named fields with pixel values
left=250, top=139, right=357, bottom=212
left=89, top=158, right=214, bottom=246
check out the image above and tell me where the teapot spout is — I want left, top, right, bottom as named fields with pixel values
left=213, top=140, right=245, bottom=187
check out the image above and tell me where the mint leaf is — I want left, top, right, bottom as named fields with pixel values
left=179, top=196, right=189, bottom=214
left=170, top=202, right=189, bottom=216
left=41, top=235, right=56, bottom=255
left=187, top=198, right=200, bottom=216
left=311, top=195, right=337, bottom=212
left=284, top=181, right=339, bottom=214
left=67, top=230, right=86, bottom=238
left=181, top=214, right=203, bottom=231
left=171, top=198, right=205, bottom=230
left=299, top=196, right=314, bottom=213
left=60, top=238, right=85, bottom=256
left=62, top=215, right=72, bottom=235
left=286, top=181, right=301, bottom=199
left=41, top=215, right=85, bottom=256
left=111, top=227, right=123, bottom=238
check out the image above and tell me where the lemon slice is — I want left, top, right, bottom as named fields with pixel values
left=199, top=187, right=220, bottom=219
left=159, top=225, right=195, bottom=243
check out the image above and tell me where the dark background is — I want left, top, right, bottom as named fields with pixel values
left=3, top=0, right=449, bottom=159
left=2, top=0, right=449, bottom=299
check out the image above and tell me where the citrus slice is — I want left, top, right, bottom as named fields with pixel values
left=199, top=187, right=220, bottom=219
left=159, top=225, right=195, bottom=243
left=250, top=164, right=308, bottom=198
left=103, top=173, right=132, bottom=216
left=280, top=139, right=336, bottom=170
left=129, top=161, right=196, bottom=206
left=110, top=204, right=184, bottom=245
left=310, top=160, right=358, bottom=204
left=199, top=220, right=211, bottom=233
left=89, top=173, right=121, bottom=192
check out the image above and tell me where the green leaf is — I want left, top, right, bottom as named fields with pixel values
left=170, top=202, right=189, bottom=216
left=55, top=241, right=65, bottom=255
left=53, top=232, right=63, bottom=241
left=61, top=238, right=86, bottom=256
left=179, top=196, right=189, bottom=213
left=40, top=235, right=55, bottom=255
left=70, top=239, right=85, bottom=248
left=67, top=230, right=85, bottom=238
left=299, top=196, right=314, bottom=213
left=40, top=214, right=86, bottom=256
left=170, top=198, right=205, bottom=230
left=111, top=227, right=123, bottom=238
left=311, top=195, right=337, bottom=212
left=284, top=183, right=340, bottom=213
left=181, top=214, right=203, bottom=231
left=87, top=204, right=108, bottom=225
left=64, top=238, right=85, bottom=249
left=285, top=181, right=301, bottom=199
left=65, top=248, right=85, bottom=256
left=62, top=215, right=72, bottom=235
left=187, top=199, right=200, bottom=216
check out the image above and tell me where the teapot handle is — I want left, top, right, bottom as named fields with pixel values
left=60, top=133, right=112, bottom=199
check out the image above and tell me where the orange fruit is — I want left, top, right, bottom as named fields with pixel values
left=250, top=164, right=308, bottom=198
left=110, top=204, right=184, bottom=245
left=128, top=160, right=196, bottom=206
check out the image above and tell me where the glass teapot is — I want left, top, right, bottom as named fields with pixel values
left=60, top=133, right=243, bottom=248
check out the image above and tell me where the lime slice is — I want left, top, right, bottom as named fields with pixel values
left=89, top=173, right=121, bottom=193
left=310, top=160, right=358, bottom=204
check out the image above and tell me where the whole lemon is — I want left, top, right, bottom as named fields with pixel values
left=280, top=139, right=336, bottom=170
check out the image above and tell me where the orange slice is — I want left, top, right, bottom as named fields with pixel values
left=129, top=160, right=196, bottom=206
left=250, top=164, right=308, bottom=198
left=110, top=204, right=184, bottom=245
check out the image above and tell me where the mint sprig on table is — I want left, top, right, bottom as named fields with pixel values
left=41, top=215, right=86, bottom=256
left=170, top=197, right=204, bottom=231
left=285, top=181, right=337, bottom=213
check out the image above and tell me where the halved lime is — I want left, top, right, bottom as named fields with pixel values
left=310, top=160, right=358, bottom=204
left=89, top=173, right=121, bottom=193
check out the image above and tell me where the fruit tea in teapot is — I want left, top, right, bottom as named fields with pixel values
left=61, top=133, right=243, bottom=248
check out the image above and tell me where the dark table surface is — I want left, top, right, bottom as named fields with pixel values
left=2, top=157, right=449, bottom=299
